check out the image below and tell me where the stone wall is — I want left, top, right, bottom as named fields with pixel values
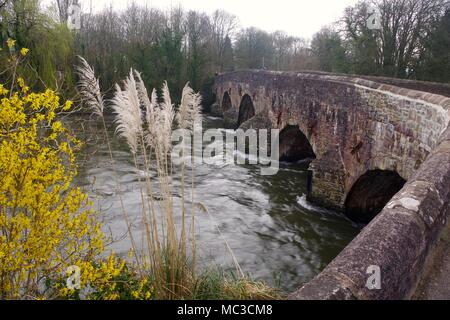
left=260, top=69, right=450, bottom=97
left=214, top=70, right=450, bottom=211
left=214, top=70, right=450, bottom=299
left=289, top=125, right=450, bottom=299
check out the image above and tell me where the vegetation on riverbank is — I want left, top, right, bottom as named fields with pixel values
left=76, top=57, right=282, bottom=300
left=3, top=0, right=447, bottom=301
left=0, top=42, right=281, bottom=299
left=1, top=0, right=449, bottom=108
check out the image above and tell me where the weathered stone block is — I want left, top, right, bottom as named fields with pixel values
left=290, top=206, right=428, bottom=300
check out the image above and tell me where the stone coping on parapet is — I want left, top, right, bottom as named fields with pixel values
left=215, top=70, right=450, bottom=110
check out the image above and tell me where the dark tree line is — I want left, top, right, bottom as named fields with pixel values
left=1, top=0, right=449, bottom=109
left=74, top=4, right=317, bottom=104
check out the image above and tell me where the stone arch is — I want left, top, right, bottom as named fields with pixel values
left=237, top=94, right=255, bottom=127
left=279, top=125, right=316, bottom=162
left=222, top=91, right=232, bottom=112
left=344, top=170, right=406, bottom=224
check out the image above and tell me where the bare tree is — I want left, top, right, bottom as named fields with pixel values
left=56, top=0, right=72, bottom=23
left=186, top=10, right=211, bottom=88
left=340, top=0, right=446, bottom=77
left=210, top=10, right=239, bottom=72
left=0, top=0, right=8, bottom=10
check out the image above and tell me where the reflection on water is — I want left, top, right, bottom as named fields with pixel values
left=70, top=115, right=360, bottom=292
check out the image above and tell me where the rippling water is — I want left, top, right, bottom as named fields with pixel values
left=70, top=115, right=360, bottom=292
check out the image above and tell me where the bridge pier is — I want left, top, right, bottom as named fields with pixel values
left=308, top=166, right=346, bottom=212
left=308, top=148, right=347, bottom=212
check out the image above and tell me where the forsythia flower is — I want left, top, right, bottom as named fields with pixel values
left=0, top=82, right=106, bottom=299
left=20, top=47, right=29, bottom=56
left=6, top=38, right=16, bottom=48
left=63, top=100, right=73, bottom=111
left=17, top=77, right=29, bottom=94
left=0, top=84, right=8, bottom=96
left=0, top=81, right=150, bottom=300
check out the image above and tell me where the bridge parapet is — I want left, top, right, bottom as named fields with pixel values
left=289, top=125, right=450, bottom=299
left=214, top=70, right=450, bottom=212
left=214, top=70, right=450, bottom=299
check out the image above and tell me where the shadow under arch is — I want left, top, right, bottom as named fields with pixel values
left=344, top=170, right=406, bottom=224
left=279, top=125, right=316, bottom=163
left=237, top=94, right=255, bottom=127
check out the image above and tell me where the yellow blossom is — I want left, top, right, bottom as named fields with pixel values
left=6, top=38, right=16, bottom=48
left=0, top=84, right=8, bottom=96
left=17, top=77, right=29, bottom=94
left=20, top=48, right=29, bottom=56
left=63, top=100, right=73, bottom=111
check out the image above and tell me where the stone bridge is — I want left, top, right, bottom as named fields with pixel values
left=212, top=70, right=450, bottom=299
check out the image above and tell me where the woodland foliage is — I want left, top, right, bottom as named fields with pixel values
left=1, top=0, right=448, bottom=107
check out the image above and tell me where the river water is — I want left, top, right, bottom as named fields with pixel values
left=70, top=114, right=360, bottom=292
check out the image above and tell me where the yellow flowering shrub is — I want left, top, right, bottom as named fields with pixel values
left=57, top=255, right=153, bottom=300
left=0, top=80, right=96, bottom=298
left=0, top=79, right=151, bottom=299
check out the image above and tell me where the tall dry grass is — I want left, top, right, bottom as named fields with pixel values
left=77, top=57, right=203, bottom=298
left=76, top=57, right=281, bottom=300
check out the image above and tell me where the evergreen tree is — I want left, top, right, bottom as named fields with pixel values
left=311, top=28, right=348, bottom=73
left=416, top=9, right=450, bottom=82
left=222, top=36, right=234, bottom=72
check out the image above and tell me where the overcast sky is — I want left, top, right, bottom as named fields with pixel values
left=43, top=0, right=360, bottom=39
